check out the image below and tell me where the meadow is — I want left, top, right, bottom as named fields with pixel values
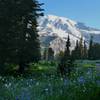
left=0, top=61, right=100, bottom=100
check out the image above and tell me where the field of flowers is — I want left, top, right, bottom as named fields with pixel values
left=0, top=61, right=100, bottom=100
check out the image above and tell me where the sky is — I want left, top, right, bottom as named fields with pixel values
left=38, top=0, right=100, bottom=29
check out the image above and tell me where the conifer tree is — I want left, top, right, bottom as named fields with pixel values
left=89, top=43, right=100, bottom=60
left=79, top=36, right=84, bottom=59
left=56, top=51, right=64, bottom=62
left=43, top=48, right=47, bottom=61
left=83, top=40, right=88, bottom=59
left=48, top=47, right=54, bottom=61
left=0, top=0, right=43, bottom=73
left=71, top=40, right=80, bottom=60
left=88, top=36, right=94, bottom=60
left=93, top=43, right=100, bottom=60
left=58, top=35, right=74, bottom=77
left=62, top=35, right=71, bottom=62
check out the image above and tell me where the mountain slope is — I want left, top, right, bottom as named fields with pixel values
left=38, top=15, right=100, bottom=54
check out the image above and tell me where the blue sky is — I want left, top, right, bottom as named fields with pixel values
left=38, top=0, right=100, bottom=29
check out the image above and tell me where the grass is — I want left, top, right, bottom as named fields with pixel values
left=0, top=61, right=100, bottom=100
left=76, top=60, right=100, bottom=68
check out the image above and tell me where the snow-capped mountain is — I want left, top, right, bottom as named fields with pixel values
left=38, top=15, right=100, bottom=54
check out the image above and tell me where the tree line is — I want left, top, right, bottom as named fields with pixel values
left=43, top=35, right=100, bottom=62
left=41, top=35, right=100, bottom=77
left=57, top=35, right=100, bottom=77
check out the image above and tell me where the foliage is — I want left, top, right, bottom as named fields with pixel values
left=91, top=43, right=100, bottom=60
left=72, top=38, right=88, bottom=60
left=88, top=36, right=94, bottom=60
left=58, top=35, right=75, bottom=77
left=83, top=40, right=88, bottom=59
left=63, top=35, right=71, bottom=61
left=42, top=48, right=47, bottom=60
left=48, top=47, right=54, bottom=61
left=88, top=36, right=100, bottom=60
left=71, top=40, right=80, bottom=60
left=0, top=61, right=100, bottom=100
left=78, top=36, right=84, bottom=59
left=0, top=0, right=43, bottom=73
left=55, top=51, right=64, bottom=62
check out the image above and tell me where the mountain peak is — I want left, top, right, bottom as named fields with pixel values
left=38, top=14, right=100, bottom=54
left=45, top=14, right=77, bottom=25
left=47, top=14, right=68, bottom=20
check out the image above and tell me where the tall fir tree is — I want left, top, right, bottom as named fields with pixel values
left=88, top=36, right=94, bottom=60
left=83, top=40, right=88, bottom=59
left=0, top=0, right=43, bottom=73
left=71, top=40, right=80, bottom=60
left=48, top=47, right=54, bottom=61
left=79, top=36, right=84, bottom=59
left=43, top=48, right=47, bottom=61
left=93, top=43, right=100, bottom=60
left=56, top=51, right=64, bottom=62
left=62, top=35, right=71, bottom=62
left=58, top=35, right=73, bottom=77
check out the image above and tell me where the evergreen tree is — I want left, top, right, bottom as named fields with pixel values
left=88, top=36, right=100, bottom=60
left=62, top=35, right=71, bottom=62
left=88, top=36, right=94, bottom=60
left=43, top=48, right=47, bottom=61
left=79, top=36, right=84, bottom=59
left=0, top=0, right=43, bottom=73
left=92, top=43, right=100, bottom=60
left=56, top=51, right=64, bottom=62
left=48, top=47, right=54, bottom=61
left=83, top=40, right=88, bottom=59
left=71, top=40, right=80, bottom=60
left=58, top=35, right=74, bottom=77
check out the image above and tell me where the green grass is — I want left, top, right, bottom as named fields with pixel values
left=0, top=60, right=100, bottom=100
